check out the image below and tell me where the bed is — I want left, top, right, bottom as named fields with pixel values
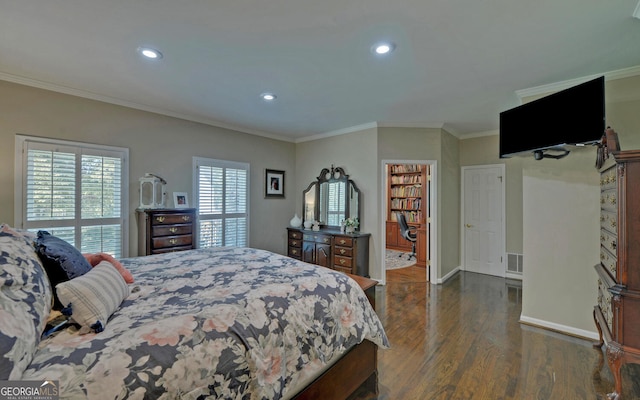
left=0, top=225, right=389, bottom=399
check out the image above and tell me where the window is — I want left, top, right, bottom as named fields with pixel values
left=194, top=157, right=249, bottom=248
left=15, top=135, right=129, bottom=257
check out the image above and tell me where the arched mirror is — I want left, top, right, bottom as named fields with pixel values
left=302, top=166, right=361, bottom=229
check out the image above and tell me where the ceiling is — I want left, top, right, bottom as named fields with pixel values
left=1, top=1, right=640, bottom=142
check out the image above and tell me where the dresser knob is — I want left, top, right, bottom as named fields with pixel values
left=156, top=216, right=165, bottom=223
left=340, top=259, right=346, bottom=264
left=170, top=227, right=177, bottom=233
left=169, top=239, right=177, bottom=245
left=340, top=239, right=346, bottom=245
left=182, top=216, right=191, bottom=221
left=340, top=249, right=346, bottom=254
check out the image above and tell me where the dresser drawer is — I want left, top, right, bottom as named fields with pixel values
left=151, top=213, right=195, bottom=225
left=288, top=230, right=303, bottom=240
left=600, top=188, right=617, bottom=212
left=152, top=234, right=193, bottom=249
left=600, top=229, right=618, bottom=255
left=288, top=238, right=302, bottom=248
left=601, top=210, right=617, bottom=234
left=151, top=245, right=193, bottom=255
left=600, top=248, right=617, bottom=278
left=334, top=246, right=353, bottom=257
left=334, top=254, right=353, bottom=269
left=332, top=264, right=352, bottom=275
left=152, top=223, right=193, bottom=237
left=334, top=236, right=353, bottom=247
left=288, top=246, right=302, bottom=259
left=303, top=233, right=332, bottom=245
left=600, top=166, right=617, bottom=191
left=597, top=279, right=614, bottom=334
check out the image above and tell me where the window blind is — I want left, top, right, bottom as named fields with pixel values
left=195, top=158, right=249, bottom=248
left=17, top=136, right=128, bottom=257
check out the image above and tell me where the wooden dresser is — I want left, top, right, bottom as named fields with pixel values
left=137, top=208, right=196, bottom=256
left=593, top=130, right=640, bottom=400
left=287, top=227, right=370, bottom=277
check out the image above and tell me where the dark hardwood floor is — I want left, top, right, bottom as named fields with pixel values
left=350, top=268, right=640, bottom=400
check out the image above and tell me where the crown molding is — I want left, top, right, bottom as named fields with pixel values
left=460, top=129, right=499, bottom=139
left=0, top=71, right=296, bottom=143
left=377, top=121, right=445, bottom=129
left=295, top=122, right=378, bottom=143
left=515, top=65, right=640, bottom=100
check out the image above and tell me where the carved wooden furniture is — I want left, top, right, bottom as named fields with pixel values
left=291, top=166, right=370, bottom=277
left=287, top=227, right=371, bottom=277
left=386, top=163, right=428, bottom=267
left=137, top=208, right=196, bottom=256
left=302, top=165, right=361, bottom=229
left=593, top=129, right=640, bottom=400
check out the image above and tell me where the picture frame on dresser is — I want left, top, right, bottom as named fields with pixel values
left=265, top=169, right=285, bottom=198
left=173, top=192, right=189, bottom=208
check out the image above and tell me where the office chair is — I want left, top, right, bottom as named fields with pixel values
left=396, top=212, right=417, bottom=260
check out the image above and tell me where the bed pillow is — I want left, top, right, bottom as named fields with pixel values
left=35, top=231, right=92, bottom=309
left=55, top=261, right=130, bottom=333
left=83, top=252, right=134, bottom=283
left=0, top=225, right=53, bottom=380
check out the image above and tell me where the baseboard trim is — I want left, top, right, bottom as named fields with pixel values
left=519, top=315, right=599, bottom=341
left=437, top=267, right=460, bottom=284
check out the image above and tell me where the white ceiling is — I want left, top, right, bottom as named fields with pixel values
left=1, top=1, right=640, bottom=142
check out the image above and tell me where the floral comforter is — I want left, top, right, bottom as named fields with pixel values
left=22, top=247, right=389, bottom=399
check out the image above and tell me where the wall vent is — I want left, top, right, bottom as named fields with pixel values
left=507, top=253, right=523, bottom=274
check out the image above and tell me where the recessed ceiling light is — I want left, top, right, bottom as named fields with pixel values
left=260, top=93, right=277, bottom=101
left=138, top=47, right=163, bottom=60
left=372, top=42, right=395, bottom=55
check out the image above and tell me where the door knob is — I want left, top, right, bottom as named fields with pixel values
left=465, top=224, right=473, bottom=228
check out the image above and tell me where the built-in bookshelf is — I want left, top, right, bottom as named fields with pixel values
left=387, top=164, right=426, bottom=223
left=386, top=164, right=427, bottom=267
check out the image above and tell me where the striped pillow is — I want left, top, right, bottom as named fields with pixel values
left=55, top=261, right=130, bottom=332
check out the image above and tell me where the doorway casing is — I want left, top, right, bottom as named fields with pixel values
left=380, top=159, right=437, bottom=285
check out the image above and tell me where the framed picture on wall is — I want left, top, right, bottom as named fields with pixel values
left=265, top=169, right=285, bottom=198
left=173, top=192, right=189, bottom=208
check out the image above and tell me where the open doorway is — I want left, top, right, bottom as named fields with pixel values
left=381, top=160, right=436, bottom=284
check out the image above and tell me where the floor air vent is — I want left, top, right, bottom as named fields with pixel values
left=507, top=253, right=523, bottom=274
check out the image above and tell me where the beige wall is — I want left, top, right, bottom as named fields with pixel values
left=440, top=129, right=461, bottom=277
left=0, top=80, right=296, bottom=256
left=509, top=73, right=640, bottom=338
left=295, top=129, right=381, bottom=278
left=376, top=127, right=462, bottom=280
left=520, top=148, right=600, bottom=337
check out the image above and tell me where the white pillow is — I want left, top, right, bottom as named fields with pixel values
left=55, top=261, right=129, bottom=332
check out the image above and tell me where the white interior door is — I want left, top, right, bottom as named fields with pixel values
left=463, top=165, right=505, bottom=277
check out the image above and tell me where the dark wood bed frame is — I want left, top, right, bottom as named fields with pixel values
left=293, top=340, right=378, bottom=399
left=293, top=274, right=379, bottom=399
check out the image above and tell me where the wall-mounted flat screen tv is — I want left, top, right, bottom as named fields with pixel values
left=499, top=76, right=605, bottom=159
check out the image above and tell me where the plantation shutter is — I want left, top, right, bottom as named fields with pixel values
left=195, top=158, right=249, bottom=248
left=18, top=136, right=129, bottom=257
left=327, top=180, right=346, bottom=226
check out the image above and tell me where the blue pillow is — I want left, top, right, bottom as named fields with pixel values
left=35, top=231, right=92, bottom=309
